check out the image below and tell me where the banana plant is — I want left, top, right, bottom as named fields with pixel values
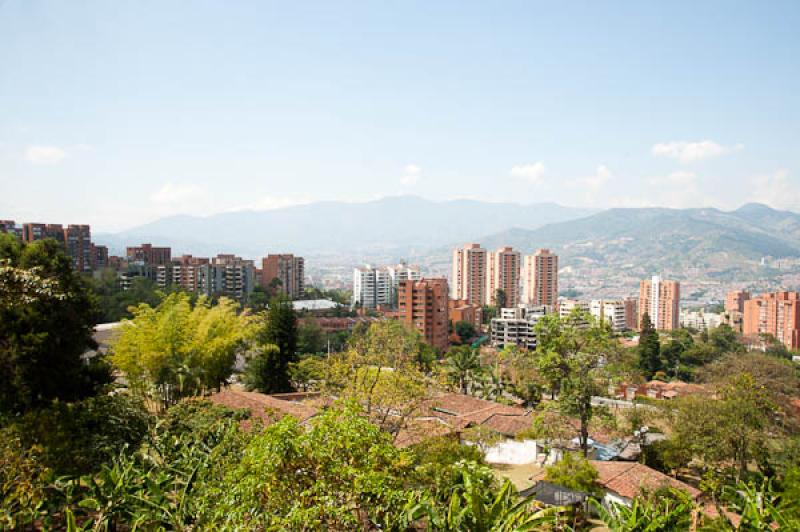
left=404, top=470, right=564, bottom=531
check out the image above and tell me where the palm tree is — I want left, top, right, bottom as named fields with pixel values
left=447, top=346, right=482, bottom=395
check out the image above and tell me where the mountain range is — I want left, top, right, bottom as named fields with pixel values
left=95, top=197, right=800, bottom=286
left=95, top=196, right=597, bottom=257
left=470, top=203, right=800, bottom=282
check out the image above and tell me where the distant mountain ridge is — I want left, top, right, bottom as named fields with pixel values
left=95, top=196, right=598, bottom=257
left=473, top=203, right=800, bottom=279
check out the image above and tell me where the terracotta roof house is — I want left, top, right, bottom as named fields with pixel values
left=208, top=388, right=319, bottom=428
left=422, top=393, right=532, bottom=437
left=589, top=461, right=701, bottom=506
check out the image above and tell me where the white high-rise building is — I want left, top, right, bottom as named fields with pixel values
left=352, top=263, right=420, bottom=308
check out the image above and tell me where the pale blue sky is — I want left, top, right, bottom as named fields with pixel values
left=1, top=1, right=799, bottom=231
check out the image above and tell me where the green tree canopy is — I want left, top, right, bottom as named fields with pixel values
left=0, top=235, right=111, bottom=414
left=111, top=292, right=254, bottom=409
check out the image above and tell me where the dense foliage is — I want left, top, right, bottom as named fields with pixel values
left=0, top=234, right=112, bottom=415
left=111, top=292, right=254, bottom=410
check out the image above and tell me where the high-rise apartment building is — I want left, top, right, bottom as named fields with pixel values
left=261, top=254, right=305, bottom=299
left=0, top=220, right=23, bottom=239
left=352, top=262, right=419, bottom=308
left=743, top=291, right=800, bottom=349
left=15, top=222, right=101, bottom=273
left=22, top=223, right=66, bottom=244
left=451, top=243, right=487, bottom=306
left=162, top=254, right=254, bottom=302
left=92, top=244, right=109, bottom=270
left=353, top=265, right=391, bottom=308
left=523, top=249, right=558, bottom=308
left=486, top=246, right=521, bottom=307
left=63, top=225, right=92, bottom=272
left=126, top=243, right=172, bottom=266
left=639, top=276, right=680, bottom=330
left=213, top=254, right=257, bottom=302
left=168, top=255, right=211, bottom=294
left=396, top=278, right=449, bottom=351
left=725, top=290, right=750, bottom=314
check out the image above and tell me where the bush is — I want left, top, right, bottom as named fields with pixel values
left=0, top=428, right=52, bottom=529
left=16, top=394, right=152, bottom=475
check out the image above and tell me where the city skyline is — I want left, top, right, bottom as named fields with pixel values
left=2, top=2, right=800, bottom=231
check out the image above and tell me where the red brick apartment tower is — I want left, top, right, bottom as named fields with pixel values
left=638, top=276, right=680, bottom=330
left=451, top=244, right=487, bottom=307
left=486, top=246, right=521, bottom=307
left=261, top=254, right=305, bottom=299
left=22, top=223, right=65, bottom=243
left=126, top=243, right=172, bottom=265
left=523, top=248, right=559, bottom=307
left=397, top=278, right=450, bottom=351
left=743, top=291, right=800, bottom=349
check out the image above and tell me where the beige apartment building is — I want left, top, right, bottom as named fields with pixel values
left=451, top=243, right=487, bottom=306
left=523, top=248, right=558, bottom=307
left=638, top=276, right=680, bottom=330
left=486, top=246, right=521, bottom=307
left=743, top=291, right=800, bottom=350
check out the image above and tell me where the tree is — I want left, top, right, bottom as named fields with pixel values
left=111, top=292, right=253, bottom=409
left=242, top=343, right=291, bottom=393
left=0, top=236, right=112, bottom=415
left=297, top=318, right=325, bottom=355
left=535, top=310, right=613, bottom=455
left=454, top=320, right=477, bottom=343
left=544, top=452, right=601, bottom=495
left=245, top=294, right=299, bottom=393
left=258, top=294, right=298, bottom=364
left=288, top=356, right=325, bottom=391
left=638, top=312, right=661, bottom=380
left=446, top=345, right=482, bottom=394
left=201, top=402, right=415, bottom=530
left=245, top=285, right=269, bottom=312
left=667, top=374, right=777, bottom=481
left=494, top=288, right=507, bottom=309
left=326, top=321, right=430, bottom=437
left=708, top=323, right=744, bottom=355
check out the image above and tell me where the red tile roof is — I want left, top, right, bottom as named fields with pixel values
left=422, top=393, right=532, bottom=436
left=590, top=461, right=701, bottom=501
left=208, top=388, right=318, bottom=427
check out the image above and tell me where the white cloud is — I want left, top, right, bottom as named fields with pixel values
left=752, top=169, right=800, bottom=212
left=24, top=145, right=67, bottom=165
left=651, top=140, right=742, bottom=163
left=510, top=162, right=546, bottom=185
left=400, top=164, right=421, bottom=186
left=581, top=164, right=612, bottom=189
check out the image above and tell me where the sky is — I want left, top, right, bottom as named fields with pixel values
left=1, top=1, right=799, bottom=232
